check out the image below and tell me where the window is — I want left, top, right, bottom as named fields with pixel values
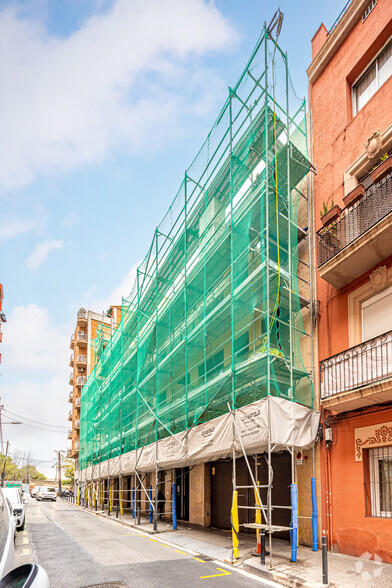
left=353, top=38, right=392, bottom=114
left=366, top=447, right=392, bottom=517
left=198, top=349, right=224, bottom=379
left=361, top=284, right=392, bottom=341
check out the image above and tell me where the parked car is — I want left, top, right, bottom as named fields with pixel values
left=59, top=489, right=72, bottom=497
left=30, top=487, right=39, bottom=498
left=36, top=487, right=56, bottom=502
left=0, top=488, right=16, bottom=579
left=0, top=490, right=49, bottom=586
left=2, top=488, right=25, bottom=531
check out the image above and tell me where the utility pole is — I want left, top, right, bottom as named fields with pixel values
left=55, top=450, right=65, bottom=493
left=0, top=399, right=4, bottom=456
left=1, top=440, right=9, bottom=487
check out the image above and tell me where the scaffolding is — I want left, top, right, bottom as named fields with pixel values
left=78, top=24, right=317, bottom=560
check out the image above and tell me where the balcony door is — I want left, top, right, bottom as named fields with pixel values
left=360, top=285, right=392, bottom=386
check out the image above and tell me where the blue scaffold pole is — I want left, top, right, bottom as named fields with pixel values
left=149, top=485, right=153, bottom=523
left=290, top=483, right=298, bottom=562
left=132, top=487, right=135, bottom=518
left=311, top=477, right=318, bottom=551
left=172, top=483, right=177, bottom=530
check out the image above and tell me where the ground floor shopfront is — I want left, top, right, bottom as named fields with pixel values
left=77, top=447, right=320, bottom=549
left=321, top=404, right=392, bottom=563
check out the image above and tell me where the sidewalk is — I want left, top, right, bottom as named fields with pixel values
left=63, top=500, right=392, bottom=587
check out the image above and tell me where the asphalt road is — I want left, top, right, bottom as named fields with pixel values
left=15, top=497, right=274, bottom=588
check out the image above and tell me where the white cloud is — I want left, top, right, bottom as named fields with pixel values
left=1, top=376, right=70, bottom=478
left=1, top=208, right=46, bottom=243
left=0, top=0, right=237, bottom=189
left=26, top=239, right=63, bottom=269
left=4, top=304, right=70, bottom=373
left=1, top=304, right=71, bottom=477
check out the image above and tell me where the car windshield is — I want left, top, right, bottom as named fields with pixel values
left=2, top=488, right=21, bottom=504
left=46, top=488, right=56, bottom=492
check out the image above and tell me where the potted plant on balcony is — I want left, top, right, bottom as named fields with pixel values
left=320, top=199, right=341, bottom=227
left=371, top=152, right=392, bottom=184
left=343, top=183, right=365, bottom=208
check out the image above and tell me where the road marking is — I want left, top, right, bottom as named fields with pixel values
left=149, top=538, right=158, bottom=542
left=200, top=567, right=232, bottom=579
left=192, top=557, right=205, bottom=563
left=174, top=549, right=188, bottom=555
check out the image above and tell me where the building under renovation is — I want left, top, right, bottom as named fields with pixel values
left=77, top=24, right=320, bottom=558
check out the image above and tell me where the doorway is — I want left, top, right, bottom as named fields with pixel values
left=175, top=467, right=189, bottom=521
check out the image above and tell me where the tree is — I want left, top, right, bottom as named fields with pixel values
left=63, top=459, right=74, bottom=485
left=0, top=454, right=46, bottom=482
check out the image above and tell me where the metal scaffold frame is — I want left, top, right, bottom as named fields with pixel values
left=77, top=23, right=318, bottom=563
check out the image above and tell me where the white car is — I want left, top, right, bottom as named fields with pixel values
left=0, top=488, right=16, bottom=579
left=2, top=488, right=25, bottom=531
left=36, top=487, right=57, bottom=502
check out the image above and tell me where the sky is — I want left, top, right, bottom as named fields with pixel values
left=0, top=0, right=348, bottom=477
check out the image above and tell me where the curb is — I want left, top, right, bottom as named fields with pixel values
left=243, top=558, right=327, bottom=588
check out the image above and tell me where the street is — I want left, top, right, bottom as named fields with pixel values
left=15, top=497, right=272, bottom=588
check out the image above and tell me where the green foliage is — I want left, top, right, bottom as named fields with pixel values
left=63, top=459, right=75, bottom=485
left=0, top=455, right=46, bottom=482
left=320, top=198, right=334, bottom=218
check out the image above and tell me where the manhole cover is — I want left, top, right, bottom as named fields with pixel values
left=81, top=583, right=128, bottom=588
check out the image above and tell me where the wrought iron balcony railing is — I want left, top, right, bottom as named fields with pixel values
left=320, top=330, right=392, bottom=399
left=317, top=172, right=392, bottom=267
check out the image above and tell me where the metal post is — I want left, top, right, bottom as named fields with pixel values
left=260, top=529, right=266, bottom=565
left=322, top=535, right=328, bottom=585
left=116, top=502, right=119, bottom=518
left=172, top=482, right=177, bottom=530
left=149, top=485, right=153, bottom=523
left=137, top=507, right=140, bottom=525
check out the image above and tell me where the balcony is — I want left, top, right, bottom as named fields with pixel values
left=76, top=331, right=87, bottom=348
left=76, top=376, right=87, bottom=388
left=317, top=172, right=392, bottom=288
left=67, top=449, right=72, bottom=458
left=77, top=308, right=87, bottom=327
left=69, top=372, right=74, bottom=386
left=75, top=397, right=81, bottom=408
left=74, top=442, right=79, bottom=453
left=320, top=330, right=392, bottom=413
left=67, top=429, right=72, bottom=439
left=69, top=353, right=74, bottom=367
left=68, top=391, right=73, bottom=403
left=68, top=410, right=73, bottom=421
left=74, top=420, right=80, bottom=429
left=70, top=334, right=74, bottom=350
left=76, top=355, right=87, bottom=368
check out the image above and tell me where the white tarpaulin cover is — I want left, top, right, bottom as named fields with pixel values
left=78, top=396, right=319, bottom=482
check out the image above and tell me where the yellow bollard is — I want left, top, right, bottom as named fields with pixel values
left=231, top=490, right=240, bottom=560
left=120, top=485, right=123, bottom=515
left=254, top=481, right=262, bottom=553
left=77, top=486, right=80, bottom=506
left=109, top=485, right=113, bottom=511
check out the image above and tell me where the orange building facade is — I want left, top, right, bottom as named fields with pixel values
left=68, top=306, right=122, bottom=469
left=308, top=0, right=392, bottom=561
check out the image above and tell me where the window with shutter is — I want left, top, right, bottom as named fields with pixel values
left=362, top=284, right=392, bottom=341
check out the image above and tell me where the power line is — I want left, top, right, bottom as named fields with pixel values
left=3, top=408, right=68, bottom=429
left=2, top=418, right=67, bottom=434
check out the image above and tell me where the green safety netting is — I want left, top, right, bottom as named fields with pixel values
left=79, top=27, right=313, bottom=471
